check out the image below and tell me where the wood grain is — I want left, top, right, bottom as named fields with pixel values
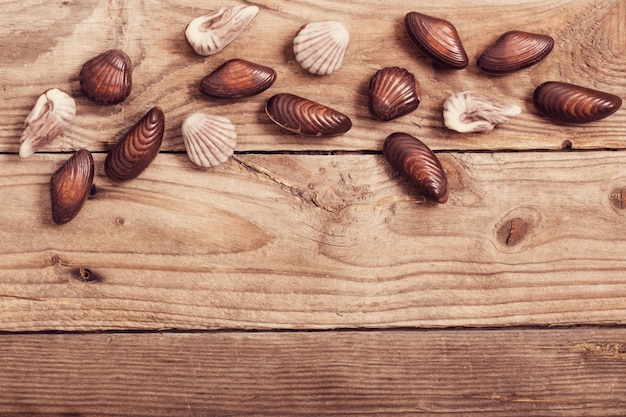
left=0, top=0, right=623, bottom=153
left=1, top=2, right=626, bottom=414
left=2, top=151, right=626, bottom=331
left=1, top=329, right=626, bottom=416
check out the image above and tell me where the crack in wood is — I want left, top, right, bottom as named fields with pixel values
left=0, top=294, right=46, bottom=302
left=232, top=155, right=337, bottom=215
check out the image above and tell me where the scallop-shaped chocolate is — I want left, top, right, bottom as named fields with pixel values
left=477, top=30, right=554, bottom=74
left=265, top=93, right=352, bottom=137
left=79, top=49, right=132, bottom=104
left=293, top=21, right=350, bottom=75
left=50, top=149, right=94, bottom=225
left=404, top=11, right=468, bottom=70
left=383, top=132, right=448, bottom=204
left=533, top=81, right=622, bottom=124
left=369, top=67, right=421, bottom=121
left=182, top=112, right=237, bottom=167
left=200, top=59, right=276, bottom=99
left=105, top=107, right=165, bottom=181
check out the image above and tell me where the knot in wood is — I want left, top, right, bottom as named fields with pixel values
left=610, top=188, right=626, bottom=211
left=497, top=217, right=528, bottom=247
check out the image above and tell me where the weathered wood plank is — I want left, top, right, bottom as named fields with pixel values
left=2, top=151, right=626, bottom=331
left=1, top=329, right=626, bottom=416
left=0, top=0, right=623, bottom=153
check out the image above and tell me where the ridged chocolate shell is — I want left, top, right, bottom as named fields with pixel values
left=182, top=112, right=237, bottom=167
left=50, top=149, right=94, bottom=225
left=368, top=67, right=420, bottom=121
left=200, top=59, right=276, bottom=99
left=20, top=88, right=76, bottom=158
left=293, top=21, right=350, bottom=75
left=477, top=30, right=554, bottom=74
left=184, top=5, right=259, bottom=56
left=105, top=107, right=165, bottom=181
left=383, top=132, right=448, bottom=204
left=533, top=81, right=622, bottom=124
left=79, top=49, right=132, bottom=104
left=265, top=93, right=352, bottom=137
left=404, top=12, right=468, bottom=70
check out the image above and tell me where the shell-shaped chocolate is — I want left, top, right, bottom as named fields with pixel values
left=443, top=91, right=521, bottom=133
left=200, top=59, right=276, bottom=99
left=50, top=149, right=94, bottom=225
left=105, top=107, right=165, bottom=181
left=265, top=93, right=352, bottom=137
left=79, top=49, right=132, bottom=104
left=369, top=67, right=421, bottom=121
left=185, top=5, right=259, bottom=56
left=477, top=30, right=554, bottom=74
left=20, top=88, right=76, bottom=158
left=293, top=21, right=350, bottom=75
left=182, top=112, right=237, bottom=167
left=404, top=11, right=468, bottom=70
left=383, top=132, right=448, bottom=204
left=533, top=81, right=622, bottom=124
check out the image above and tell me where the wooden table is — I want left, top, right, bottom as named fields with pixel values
left=1, top=0, right=625, bottom=415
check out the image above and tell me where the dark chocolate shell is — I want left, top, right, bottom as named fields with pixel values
left=477, top=30, right=554, bottom=74
left=383, top=132, right=448, bottom=203
left=105, top=107, right=165, bottom=181
left=533, top=81, right=622, bottom=124
left=265, top=93, right=352, bottom=137
left=368, top=67, right=421, bottom=121
left=200, top=59, right=277, bottom=99
left=404, top=11, right=468, bottom=70
left=79, top=49, right=132, bottom=104
left=50, top=149, right=95, bottom=225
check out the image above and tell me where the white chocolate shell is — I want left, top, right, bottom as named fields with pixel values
left=293, top=21, right=349, bottom=75
left=185, top=5, right=259, bottom=56
left=181, top=113, right=237, bottom=167
left=20, top=88, right=76, bottom=158
left=443, top=91, right=521, bottom=133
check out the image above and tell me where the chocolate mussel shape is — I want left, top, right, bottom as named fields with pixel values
left=369, top=67, right=420, bottom=121
left=50, top=149, right=94, bottom=225
left=265, top=93, right=352, bottom=137
left=477, top=30, right=554, bottom=74
left=105, top=107, right=165, bottom=181
left=79, top=49, right=132, bottom=104
left=533, top=81, right=622, bottom=123
left=200, top=59, right=276, bottom=99
left=404, top=11, right=468, bottom=70
left=383, top=132, right=448, bottom=204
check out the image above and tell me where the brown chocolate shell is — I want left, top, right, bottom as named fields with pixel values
left=368, top=67, right=420, bottom=121
left=477, top=30, right=554, bottom=74
left=79, top=49, right=132, bottom=105
left=265, top=93, right=352, bottom=137
left=105, top=107, right=165, bottom=181
left=50, top=149, right=95, bottom=225
left=200, top=59, right=276, bottom=99
left=404, top=11, right=468, bottom=70
left=533, top=81, right=622, bottom=124
left=383, top=132, right=448, bottom=203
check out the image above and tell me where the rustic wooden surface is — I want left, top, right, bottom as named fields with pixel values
left=1, top=0, right=625, bottom=415
left=2, top=329, right=626, bottom=416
